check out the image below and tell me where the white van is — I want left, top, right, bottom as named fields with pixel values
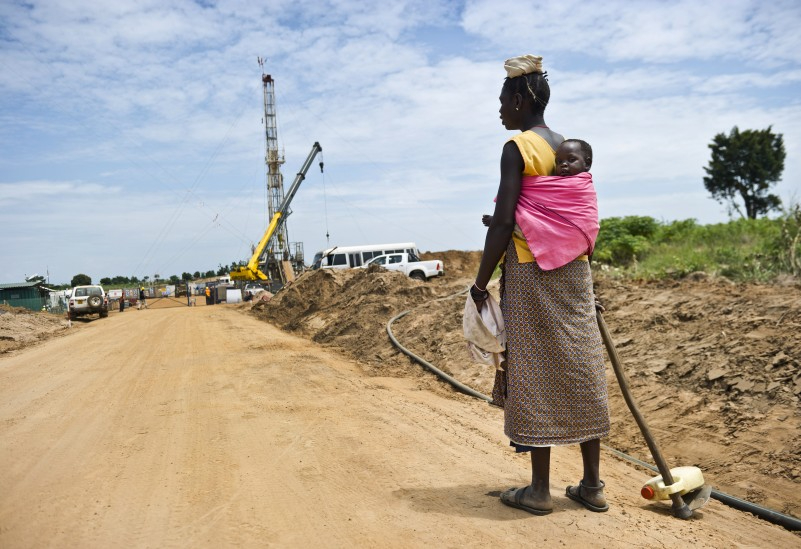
left=311, top=242, right=420, bottom=270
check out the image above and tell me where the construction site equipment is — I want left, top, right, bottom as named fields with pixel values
left=230, top=141, right=323, bottom=283
left=231, top=61, right=319, bottom=287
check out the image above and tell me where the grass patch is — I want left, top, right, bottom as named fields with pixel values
left=594, top=206, right=801, bottom=282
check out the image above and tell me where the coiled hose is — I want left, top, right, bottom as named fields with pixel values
left=385, top=291, right=801, bottom=532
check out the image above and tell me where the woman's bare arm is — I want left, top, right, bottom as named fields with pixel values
left=474, top=141, right=524, bottom=291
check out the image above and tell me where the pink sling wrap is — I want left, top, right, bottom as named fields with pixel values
left=515, top=172, right=599, bottom=270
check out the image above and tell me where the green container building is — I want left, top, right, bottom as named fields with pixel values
left=0, top=281, right=47, bottom=312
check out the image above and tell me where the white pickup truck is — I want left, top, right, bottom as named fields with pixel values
left=364, top=252, right=444, bottom=281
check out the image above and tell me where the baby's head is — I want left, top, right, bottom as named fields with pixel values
left=555, top=139, right=592, bottom=176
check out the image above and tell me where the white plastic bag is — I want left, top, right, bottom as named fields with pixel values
left=462, top=293, right=506, bottom=370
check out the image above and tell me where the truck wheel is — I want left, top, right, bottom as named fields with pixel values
left=410, top=271, right=426, bottom=282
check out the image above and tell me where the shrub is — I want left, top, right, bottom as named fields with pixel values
left=594, top=212, right=801, bottom=282
left=595, top=216, right=659, bottom=265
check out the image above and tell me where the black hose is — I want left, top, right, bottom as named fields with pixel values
left=710, top=491, right=800, bottom=531
left=386, top=299, right=801, bottom=532
left=387, top=310, right=491, bottom=403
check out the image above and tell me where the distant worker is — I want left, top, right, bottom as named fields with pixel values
left=119, top=290, right=125, bottom=313
left=139, top=287, right=147, bottom=310
left=205, top=285, right=212, bottom=305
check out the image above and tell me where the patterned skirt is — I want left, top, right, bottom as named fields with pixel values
left=492, top=241, right=610, bottom=446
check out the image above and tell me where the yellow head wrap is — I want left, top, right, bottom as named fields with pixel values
left=503, top=55, right=543, bottom=78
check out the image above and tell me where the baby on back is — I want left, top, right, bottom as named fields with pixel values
left=483, top=138, right=593, bottom=228
left=554, top=139, right=592, bottom=176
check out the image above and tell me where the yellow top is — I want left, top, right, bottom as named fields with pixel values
left=509, top=130, right=557, bottom=176
left=507, top=131, right=556, bottom=263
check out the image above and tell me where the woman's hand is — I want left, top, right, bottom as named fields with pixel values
left=471, top=283, right=489, bottom=310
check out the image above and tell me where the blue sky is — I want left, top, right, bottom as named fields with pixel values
left=1, top=0, right=799, bottom=284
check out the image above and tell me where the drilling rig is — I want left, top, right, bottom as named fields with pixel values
left=230, top=59, right=323, bottom=290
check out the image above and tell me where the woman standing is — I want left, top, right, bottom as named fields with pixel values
left=472, top=55, right=610, bottom=515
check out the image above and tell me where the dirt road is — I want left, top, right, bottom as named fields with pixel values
left=1, top=305, right=798, bottom=547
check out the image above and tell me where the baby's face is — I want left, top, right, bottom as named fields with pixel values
left=555, top=142, right=589, bottom=176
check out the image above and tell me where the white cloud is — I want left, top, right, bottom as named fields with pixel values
left=598, top=189, right=730, bottom=223
left=0, top=180, right=119, bottom=205
left=694, top=69, right=801, bottom=93
left=461, top=0, right=801, bottom=65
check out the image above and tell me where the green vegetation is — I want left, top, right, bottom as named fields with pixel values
left=70, top=273, right=92, bottom=287
left=592, top=125, right=794, bottom=282
left=89, top=263, right=243, bottom=289
left=99, top=275, right=142, bottom=286
left=594, top=206, right=801, bottom=282
left=703, top=126, right=786, bottom=219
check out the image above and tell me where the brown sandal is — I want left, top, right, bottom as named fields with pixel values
left=566, top=480, right=609, bottom=512
left=500, top=486, right=553, bottom=516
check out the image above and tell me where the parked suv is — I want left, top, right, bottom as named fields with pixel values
left=68, top=285, right=109, bottom=320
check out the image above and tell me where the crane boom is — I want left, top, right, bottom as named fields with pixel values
left=230, top=142, right=323, bottom=282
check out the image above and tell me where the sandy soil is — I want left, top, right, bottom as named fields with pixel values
left=0, top=304, right=71, bottom=354
left=251, top=251, right=801, bottom=519
left=1, top=259, right=799, bottom=547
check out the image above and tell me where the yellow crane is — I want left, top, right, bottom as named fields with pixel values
left=230, top=142, right=323, bottom=282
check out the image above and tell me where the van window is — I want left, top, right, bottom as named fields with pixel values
left=348, top=253, right=362, bottom=267
left=331, top=253, right=347, bottom=266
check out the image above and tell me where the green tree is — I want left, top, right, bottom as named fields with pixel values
left=182, top=272, right=193, bottom=281
left=193, top=271, right=201, bottom=279
left=100, top=277, right=111, bottom=286
left=703, top=126, right=785, bottom=219
left=71, top=273, right=92, bottom=286
left=169, top=275, right=180, bottom=284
